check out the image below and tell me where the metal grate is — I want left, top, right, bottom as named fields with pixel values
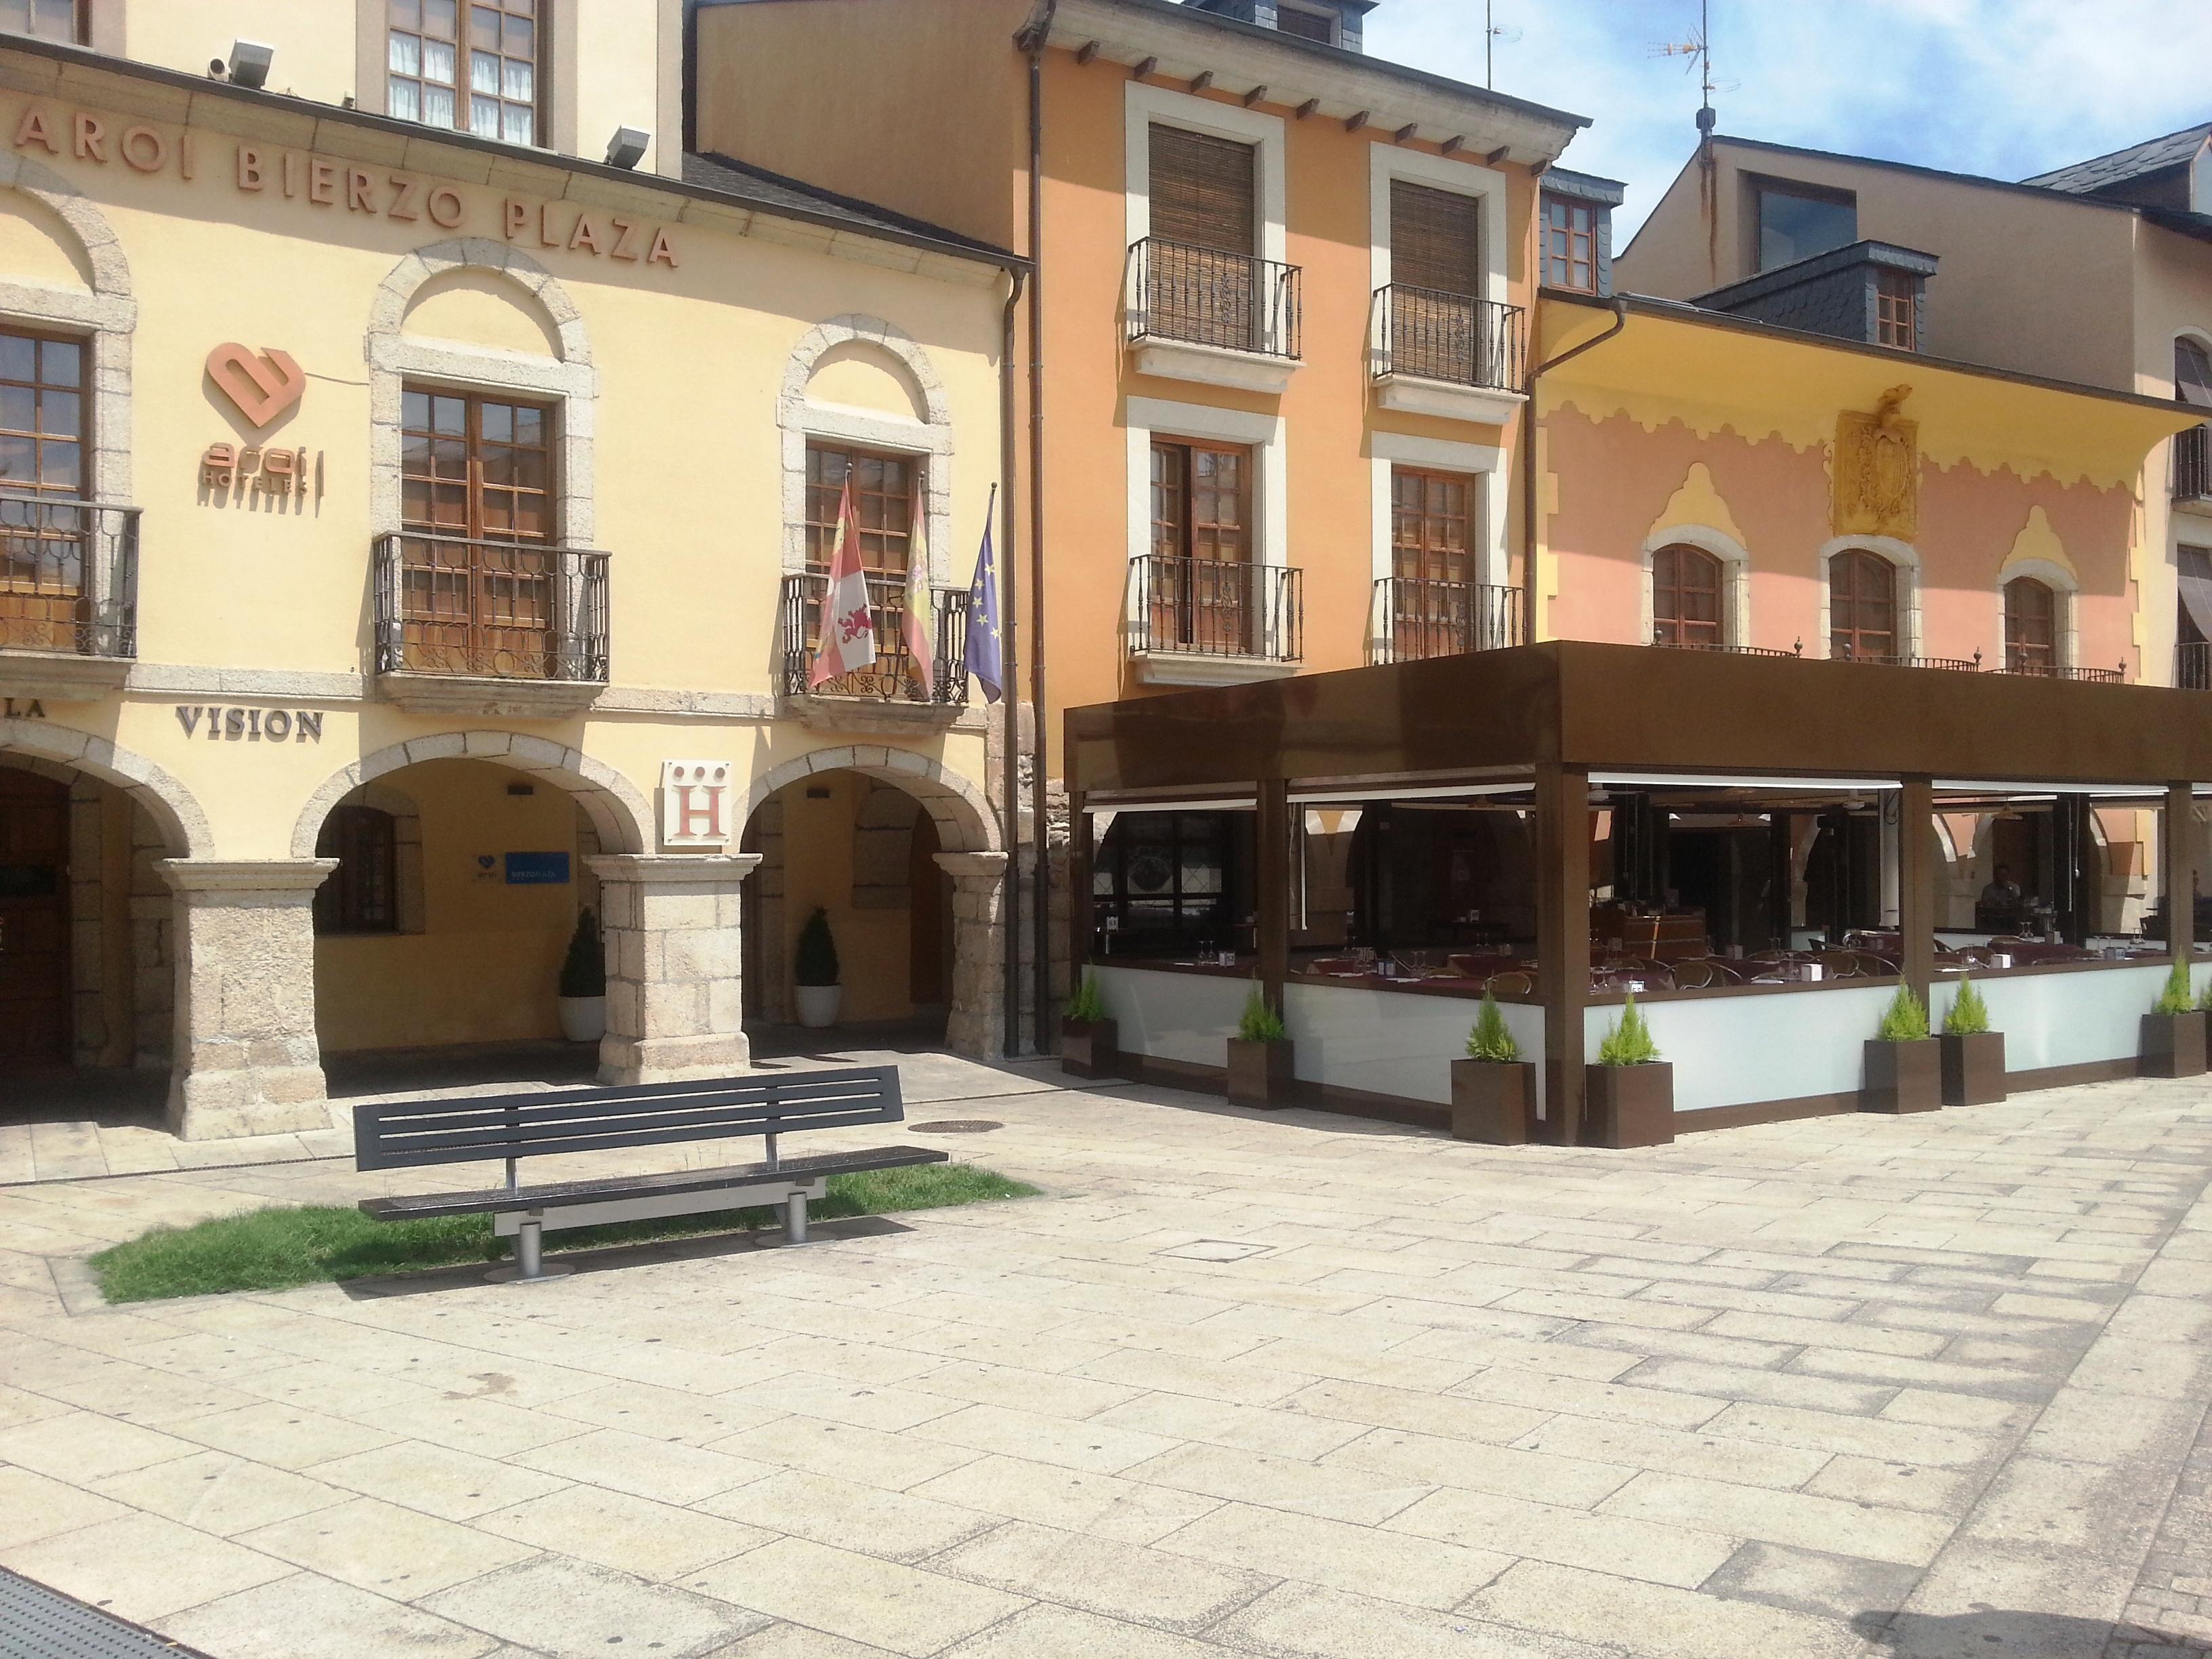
left=0, top=1568, right=216, bottom=1658
left=911, top=1120, right=1003, bottom=1134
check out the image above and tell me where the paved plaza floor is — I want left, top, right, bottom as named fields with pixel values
left=1, top=1054, right=2209, bottom=1659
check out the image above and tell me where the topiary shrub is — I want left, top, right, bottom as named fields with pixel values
left=1944, top=975, right=1990, bottom=1036
left=1065, top=970, right=1106, bottom=1025
left=795, top=907, right=840, bottom=987
left=1878, top=984, right=1930, bottom=1042
left=558, top=907, right=606, bottom=999
left=1237, top=981, right=1288, bottom=1044
left=1465, top=991, right=1521, bottom=1062
left=2155, top=959, right=2195, bottom=1017
left=1596, top=994, right=1660, bottom=1066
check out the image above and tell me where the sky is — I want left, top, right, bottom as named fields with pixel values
left=1364, top=1, right=2212, bottom=243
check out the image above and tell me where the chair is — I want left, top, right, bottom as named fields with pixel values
left=1817, top=952, right=1861, bottom=979
left=1483, top=970, right=1534, bottom=996
left=1671, top=960, right=1717, bottom=990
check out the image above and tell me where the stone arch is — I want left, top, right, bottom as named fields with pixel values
left=737, top=744, right=999, bottom=855
left=1816, top=535, right=1922, bottom=661
left=0, top=718, right=209, bottom=855
left=778, top=314, right=956, bottom=581
left=291, top=730, right=651, bottom=859
left=365, top=239, right=596, bottom=541
left=0, top=152, right=136, bottom=501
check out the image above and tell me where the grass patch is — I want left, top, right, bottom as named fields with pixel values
left=91, top=1163, right=1037, bottom=1303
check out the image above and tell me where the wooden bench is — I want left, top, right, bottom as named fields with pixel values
left=352, top=1065, right=944, bottom=1282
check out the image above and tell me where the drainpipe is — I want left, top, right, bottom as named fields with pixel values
left=999, top=268, right=1026, bottom=1058
left=1020, top=1, right=1057, bottom=1056
left=1521, top=295, right=1626, bottom=638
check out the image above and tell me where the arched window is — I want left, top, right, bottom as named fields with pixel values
left=314, top=805, right=398, bottom=935
left=2178, top=340, right=2212, bottom=501
left=2177, top=337, right=2212, bottom=407
left=1652, top=544, right=1724, bottom=647
left=1829, top=549, right=1898, bottom=662
left=2004, top=576, right=2057, bottom=674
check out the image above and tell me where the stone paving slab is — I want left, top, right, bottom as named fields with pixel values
left=0, top=1058, right=2207, bottom=1656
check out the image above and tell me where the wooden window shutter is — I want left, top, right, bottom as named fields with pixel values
left=1392, top=180, right=1481, bottom=295
left=1149, top=125, right=1257, bottom=255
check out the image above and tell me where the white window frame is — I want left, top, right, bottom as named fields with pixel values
left=1816, top=535, right=1921, bottom=662
left=1368, top=430, right=1504, bottom=584
left=1641, top=524, right=1753, bottom=650
left=1369, top=144, right=1509, bottom=310
left=1996, top=560, right=2079, bottom=673
left=1124, top=81, right=1286, bottom=266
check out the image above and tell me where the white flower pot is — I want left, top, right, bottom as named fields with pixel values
left=557, top=995, right=607, bottom=1044
left=794, top=984, right=843, bottom=1029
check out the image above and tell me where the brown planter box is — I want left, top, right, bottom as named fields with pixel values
left=1863, top=1038, right=1942, bottom=1113
left=1060, top=1017, right=1118, bottom=1080
left=1451, top=1059, right=1536, bottom=1144
left=1584, top=1061, right=1674, bottom=1148
left=2141, top=1010, right=2207, bottom=1079
left=1939, top=1031, right=2007, bottom=1107
left=1227, top=1038, right=1295, bottom=1107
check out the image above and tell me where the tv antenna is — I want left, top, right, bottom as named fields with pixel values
left=1483, top=0, right=1521, bottom=91
left=1653, top=0, right=1717, bottom=144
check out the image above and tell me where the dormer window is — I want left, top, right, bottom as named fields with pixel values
left=388, top=0, right=542, bottom=147
left=1274, top=4, right=1336, bottom=43
left=0, top=0, right=81, bottom=43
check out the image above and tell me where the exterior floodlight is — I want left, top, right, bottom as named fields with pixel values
left=228, top=40, right=274, bottom=89
left=605, top=127, right=651, bottom=169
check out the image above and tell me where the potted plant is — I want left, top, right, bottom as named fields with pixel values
left=1452, top=991, right=1537, bottom=1144
left=793, top=907, right=842, bottom=1029
left=1226, top=981, right=1294, bottom=1107
left=1864, top=984, right=1941, bottom=1113
left=2142, top=960, right=2206, bottom=1078
left=1938, top=974, right=2005, bottom=1107
left=1585, top=994, right=1673, bottom=1147
left=1060, top=970, right=1119, bottom=1080
left=556, top=907, right=608, bottom=1044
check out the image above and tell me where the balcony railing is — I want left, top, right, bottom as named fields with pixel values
left=373, top=532, right=609, bottom=682
left=779, top=571, right=969, bottom=703
left=2182, top=641, right=2212, bottom=690
left=1374, top=286, right=1526, bottom=392
left=1128, top=238, right=1302, bottom=361
left=1833, top=643, right=1983, bottom=673
left=2175, top=423, right=2212, bottom=503
left=1999, top=658, right=2125, bottom=684
left=1127, top=555, right=1301, bottom=663
left=0, top=494, right=138, bottom=659
left=1370, top=577, right=1522, bottom=663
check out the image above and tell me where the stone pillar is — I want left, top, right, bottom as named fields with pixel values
left=588, top=854, right=760, bottom=1084
left=157, top=859, right=336, bottom=1141
left=937, top=851, right=1009, bottom=1059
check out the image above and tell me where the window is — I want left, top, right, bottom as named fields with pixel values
left=314, top=806, right=399, bottom=935
left=1093, top=811, right=1236, bottom=954
left=1391, top=467, right=1474, bottom=586
left=1652, top=544, right=1725, bottom=648
left=1273, top=4, right=1336, bottom=43
left=2004, top=577, right=2057, bottom=673
left=394, top=386, right=558, bottom=675
left=803, top=444, right=915, bottom=576
left=1149, top=437, right=1252, bottom=653
left=1875, top=270, right=1917, bottom=350
left=1755, top=180, right=1856, bottom=272
left=388, top=0, right=540, bottom=147
left=1829, top=549, right=1898, bottom=662
left=2177, top=338, right=2212, bottom=407
left=1542, top=194, right=1598, bottom=292
left=1149, top=125, right=1256, bottom=256
left=1392, top=182, right=1480, bottom=298
left=0, top=0, right=80, bottom=43
left=0, top=329, right=86, bottom=655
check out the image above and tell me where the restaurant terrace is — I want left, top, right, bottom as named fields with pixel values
left=1064, top=640, right=2212, bottom=1144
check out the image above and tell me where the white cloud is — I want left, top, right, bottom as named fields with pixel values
left=1365, top=0, right=2212, bottom=237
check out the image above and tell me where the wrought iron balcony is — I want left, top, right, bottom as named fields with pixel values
left=779, top=571, right=969, bottom=704
left=1127, top=238, right=1302, bottom=361
left=373, top=531, right=609, bottom=684
left=1998, top=657, right=2125, bottom=684
left=2175, top=422, right=2212, bottom=504
left=1832, top=643, right=1982, bottom=673
left=1370, top=577, right=1521, bottom=663
left=0, top=493, right=138, bottom=661
left=1374, top=286, right=1526, bottom=392
left=2180, top=641, right=2212, bottom=690
left=1127, top=554, right=1301, bottom=663
left=1654, top=635, right=1804, bottom=659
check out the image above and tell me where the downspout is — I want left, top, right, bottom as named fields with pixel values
left=999, top=268, right=1027, bottom=1058
left=1024, top=8, right=1054, bottom=1058
left=1520, top=294, right=1626, bottom=639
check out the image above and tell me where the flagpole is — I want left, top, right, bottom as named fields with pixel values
left=997, top=274, right=1025, bottom=1059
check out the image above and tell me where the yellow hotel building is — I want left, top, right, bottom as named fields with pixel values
left=0, top=7, right=1026, bottom=1137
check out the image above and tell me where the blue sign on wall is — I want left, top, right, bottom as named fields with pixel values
left=504, top=851, right=571, bottom=886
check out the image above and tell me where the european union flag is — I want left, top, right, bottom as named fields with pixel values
left=967, top=485, right=1004, bottom=703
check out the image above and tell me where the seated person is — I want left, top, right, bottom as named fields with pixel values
left=1977, top=863, right=2025, bottom=926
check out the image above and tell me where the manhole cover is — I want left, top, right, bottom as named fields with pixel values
left=1155, top=1239, right=1271, bottom=1263
left=912, top=1120, right=1004, bottom=1134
